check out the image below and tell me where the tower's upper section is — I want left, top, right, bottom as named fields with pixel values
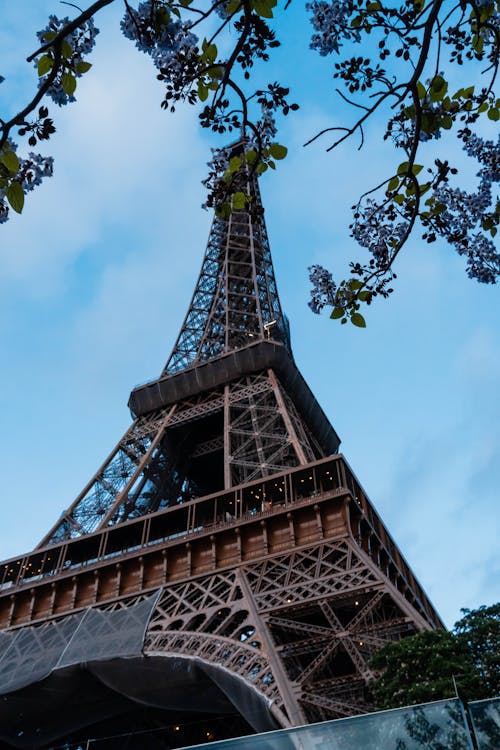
left=163, top=146, right=290, bottom=375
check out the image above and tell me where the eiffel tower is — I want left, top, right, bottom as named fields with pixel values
left=0, top=143, right=442, bottom=749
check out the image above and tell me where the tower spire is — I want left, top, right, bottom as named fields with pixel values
left=164, top=146, right=290, bottom=375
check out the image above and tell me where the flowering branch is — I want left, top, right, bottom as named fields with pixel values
left=307, top=0, right=499, bottom=326
left=1, top=0, right=498, bottom=327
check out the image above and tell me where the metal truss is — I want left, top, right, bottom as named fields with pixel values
left=164, top=161, right=290, bottom=375
left=143, top=538, right=419, bottom=728
left=40, top=371, right=323, bottom=546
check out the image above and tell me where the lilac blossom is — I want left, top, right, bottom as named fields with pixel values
left=430, top=135, right=500, bottom=283
left=121, top=1, right=198, bottom=74
left=352, top=199, right=409, bottom=264
left=0, top=147, right=53, bottom=223
left=308, top=264, right=337, bottom=313
left=307, top=0, right=360, bottom=56
left=22, top=153, right=54, bottom=192
left=35, top=16, right=99, bottom=106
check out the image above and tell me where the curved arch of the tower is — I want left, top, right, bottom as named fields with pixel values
left=0, top=146, right=442, bottom=749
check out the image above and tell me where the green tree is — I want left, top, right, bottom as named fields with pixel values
left=1, top=0, right=499, bottom=324
left=371, top=602, right=500, bottom=709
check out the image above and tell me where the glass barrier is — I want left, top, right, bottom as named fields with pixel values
left=182, top=699, right=473, bottom=750
left=44, top=697, right=490, bottom=749
left=469, top=697, right=500, bottom=750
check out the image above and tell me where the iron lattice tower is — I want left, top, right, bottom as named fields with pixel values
left=0, top=146, right=442, bottom=750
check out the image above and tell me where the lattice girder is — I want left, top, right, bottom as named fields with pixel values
left=164, top=158, right=290, bottom=375
left=40, top=370, right=322, bottom=546
left=140, top=538, right=421, bottom=726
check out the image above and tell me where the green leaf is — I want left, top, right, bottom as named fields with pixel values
left=416, top=81, right=426, bottom=100
left=351, top=312, right=366, bottom=328
left=208, top=66, right=222, bottom=80
left=397, top=161, right=409, bottom=176
left=61, top=40, right=73, bottom=59
left=253, top=0, right=275, bottom=18
left=42, top=31, right=57, bottom=42
left=229, top=156, right=241, bottom=173
left=0, top=150, right=20, bottom=174
left=6, top=181, right=24, bottom=214
left=37, top=55, right=53, bottom=76
left=358, top=290, right=370, bottom=302
left=441, top=115, right=453, bottom=129
left=75, top=61, right=92, bottom=74
left=393, top=194, right=405, bottom=205
left=269, top=143, right=288, bottom=160
left=232, top=191, right=247, bottom=209
left=245, top=149, right=257, bottom=164
left=488, top=108, right=499, bottom=121
left=330, top=307, right=344, bottom=319
left=412, top=164, right=424, bottom=175
left=206, top=43, right=217, bottom=61
left=472, top=34, right=484, bottom=54
left=61, top=73, right=76, bottom=96
left=216, top=202, right=231, bottom=219
left=198, top=82, right=208, bottom=102
left=349, top=279, right=363, bottom=291
left=429, top=79, right=448, bottom=103
left=387, top=176, right=399, bottom=192
left=156, top=4, right=172, bottom=21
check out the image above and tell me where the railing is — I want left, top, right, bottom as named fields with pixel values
left=0, top=453, right=441, bottom=628
left=0, top=455, right=346, bottom=591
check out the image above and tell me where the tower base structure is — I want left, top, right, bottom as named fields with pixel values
left=0, top=451, right=440, bottom=748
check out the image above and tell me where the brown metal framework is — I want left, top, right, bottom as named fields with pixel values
left=164, top=162, right=290, bottom=374
left=0, top=145, right=442, bottom=747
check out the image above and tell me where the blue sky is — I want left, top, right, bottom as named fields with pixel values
left=0, top=1, right=499, bottom=628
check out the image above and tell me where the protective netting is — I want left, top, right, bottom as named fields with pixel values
left=0, top=593, right=277, bottom=749
left=0, top=594, right=158, bottom=695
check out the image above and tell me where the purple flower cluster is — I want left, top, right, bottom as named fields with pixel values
left=308, top=264, right=337, bottom=313
left=431, top=135, right=500, bottom=283
left=307, top=0, right=360, bottom=56
left=22, top=153, right=54, bottom=192
left=463, top=133, right=500, bottom=183
left=255, top=105, right=277, bottom=147
left=121, top=1, right=198, bottom=76
left=36, top=15, right=99, bottom=106
left=352, top=198, right=408, bottom=264
left=0, top=145, right=53, bottom=223
left=211, top=0, right=231, bottom=19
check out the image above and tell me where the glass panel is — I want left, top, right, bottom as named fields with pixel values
left=181, top=699, right=472, bottom=750
left=469, top=697, right=500, bottom=750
